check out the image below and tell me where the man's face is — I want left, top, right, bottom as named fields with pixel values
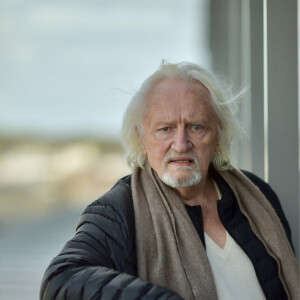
left=141, top=79, right=219, bottom=189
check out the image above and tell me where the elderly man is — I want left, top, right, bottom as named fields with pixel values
left=40, top=62, right=299, bottom=300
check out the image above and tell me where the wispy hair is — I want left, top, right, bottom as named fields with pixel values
left=122, top=61, right=243, bottom=170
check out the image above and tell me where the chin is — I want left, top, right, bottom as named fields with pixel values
left=162, top=170, right=202, bottom=188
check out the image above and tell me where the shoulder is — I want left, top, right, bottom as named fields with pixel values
left=241, top=170, right=293, bottom=246
left=241, top=170, right=277, bottom=201
left=77, top=174, right=134, bottom=233
left=240, top=169, right=283, bottom=215
left=84, top=174, right=132, bottom=209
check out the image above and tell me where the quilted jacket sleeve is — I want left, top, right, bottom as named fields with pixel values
left=40, top=177, right=183, bottom=300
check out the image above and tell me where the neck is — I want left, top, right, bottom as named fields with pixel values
left=175, top=174, right=214, bottom=207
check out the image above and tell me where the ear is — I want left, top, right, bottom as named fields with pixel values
left=135, top=126, right=147, bottom=155
left=215, top=123, right=222, bottom=152
left=215, top=141, right=220, bottom=152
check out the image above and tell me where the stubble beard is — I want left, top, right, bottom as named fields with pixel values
left=161, top=150, right=203, bottom=188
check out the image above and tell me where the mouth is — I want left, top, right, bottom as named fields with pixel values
left=168, top=157, right=195, bottom=166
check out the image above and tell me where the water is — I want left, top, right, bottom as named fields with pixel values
left=0, top=207, right=83, bottom=300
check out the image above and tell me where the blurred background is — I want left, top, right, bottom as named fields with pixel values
left=0, top=0, right=299, bottom=299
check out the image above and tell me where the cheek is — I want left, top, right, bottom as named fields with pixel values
left=148, top=145, right=165, bottom=159
left=194, top=137, right=218, bottom=160
left=143, top=140, right=169, bottom=165
left=204, top=131, right=219, bottom=148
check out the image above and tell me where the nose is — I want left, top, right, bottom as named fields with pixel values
left=171, top=128, right=192, bottom=153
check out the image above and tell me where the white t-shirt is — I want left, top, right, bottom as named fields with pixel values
left=205, top=181, right=266, bottom=299
left=205, top=231, right=266, bottom=300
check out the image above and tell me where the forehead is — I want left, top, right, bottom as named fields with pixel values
left=145, top=78, right=215, bottom=117
left=150, top=78, right=210, bottom=98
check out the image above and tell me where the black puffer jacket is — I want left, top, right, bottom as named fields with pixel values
left=40, top=170, right=292, bottom=300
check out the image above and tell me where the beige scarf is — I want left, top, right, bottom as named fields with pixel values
left=131, top=163, right=299, bottom=300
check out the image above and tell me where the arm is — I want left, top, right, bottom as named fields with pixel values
left=40, top=178, right=182, bottom=300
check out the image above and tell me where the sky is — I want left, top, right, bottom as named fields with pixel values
left=0, top=0, right=212, bottom=140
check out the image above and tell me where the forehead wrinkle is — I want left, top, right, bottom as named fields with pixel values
left=187, top=83, right=218, bottom=121
left=182, top=93, right=216, bottom=123
left=187, top=82, right=212, bottom=105
left=144, top=79, right=217, bottom=124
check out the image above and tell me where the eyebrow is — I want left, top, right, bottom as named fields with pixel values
left=152, top=119, right=211, bottom=129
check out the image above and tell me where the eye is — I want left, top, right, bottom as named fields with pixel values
left=192, top=125, right=201, bottom=131
left=161, top=127, right=169, bottom=132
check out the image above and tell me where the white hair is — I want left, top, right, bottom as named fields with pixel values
left=122, top=61, right=242, bottom=170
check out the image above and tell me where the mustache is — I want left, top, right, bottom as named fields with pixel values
left=162, top=150, right=201, bottom=168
